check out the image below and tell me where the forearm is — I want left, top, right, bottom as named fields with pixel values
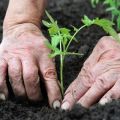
left=3, top=0, right=46, bottom=30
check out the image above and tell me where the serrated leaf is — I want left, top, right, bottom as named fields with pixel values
left=48, top=25, right=58, bottom=36
left=48, top=22, right=59, bottom=36
left=60, top=28, right=71, bottom=35
left=82, top=15, right=95, bottom=26
left=61, top=28, right=72, bottom=41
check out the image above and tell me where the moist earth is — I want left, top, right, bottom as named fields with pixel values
left=0, top=0, right=120, bottom=120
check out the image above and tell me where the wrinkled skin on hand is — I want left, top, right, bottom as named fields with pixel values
left=62, top=36, right=120, bottom=110
left=0, top=23, right=61, bottom=108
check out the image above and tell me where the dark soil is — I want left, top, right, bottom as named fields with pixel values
left=0, top=0, right=120, bottom=120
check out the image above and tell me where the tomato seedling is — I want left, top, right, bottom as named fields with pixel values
left=43, top=11, right=119, bottom=95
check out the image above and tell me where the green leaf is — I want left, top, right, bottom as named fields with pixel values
left=62, top=35, right=68, bottom=46
left=117, top=15, right=120, bottom=30
left=51, top=35, right=61, bottom=47
left=94, top=18, right=114, bottom=27
left=46, top=21, right=59, bottom=36
left=82, top=16, right=120, bottom=42
left=60, top=28, right=71, bottom=35
left=106, top=7, right=116, bottom=12
left=103, top=25, right=119, bottom=41
left=48, top=24, right=59, bottom=36
left=45, top=11, right=55, bottom=23
left=82, top=15, right=95, bottom=26
left=42, top=20, right=51, bottom=28
left=60, top=28, right=73, bottom=46
left=94, top=18, right=120, bottom=42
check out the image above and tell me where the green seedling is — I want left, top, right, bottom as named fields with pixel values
left=91, top=0, right=120, bottom=30
left=42, top=11, right=120, bottom=95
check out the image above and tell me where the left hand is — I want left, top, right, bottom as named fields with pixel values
left=62, top=36, right=120, bottom=110
left=1, top=23, right=62, bottom=108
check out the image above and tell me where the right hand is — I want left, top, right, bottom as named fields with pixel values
left=0, top=23, right=62, bottom=108
left=62, top=36, right=120, bottom=110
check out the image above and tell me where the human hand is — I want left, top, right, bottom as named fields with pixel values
left=0, top=23, right=61, bottom=108
left=62, top=36, right=120, bottom=110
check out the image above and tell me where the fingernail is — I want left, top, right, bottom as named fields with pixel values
left=99, top=98, right=111, bottom=105
left=53, top=100, right=61, bottom=109
left=0, top=93, right=6, bottom=101
left=61, top=101, right=70, bottom=110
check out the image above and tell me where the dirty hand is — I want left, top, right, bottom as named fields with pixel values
left=62, top=36, right=120, bottom=109
left=0, top=23, right=61, bottom=108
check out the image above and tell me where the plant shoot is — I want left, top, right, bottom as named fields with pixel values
left=42, top=11, right=119, bottom=95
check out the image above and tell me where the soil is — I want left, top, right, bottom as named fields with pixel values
left=0, top=0, right=120, bottom=120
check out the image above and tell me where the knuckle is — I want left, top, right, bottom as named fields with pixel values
left=10, top=74, right=20, bottom=81
left=98, top=36, right=119, bottom=50
left=82, top=76, right=94, bottom=88
left=96, top=77, right=110, bottom=91
left=97, top=36, right=110, bottom=49
left=83, top=61, right=90, bottom=70
left=103, top=49, right=117, bottom=59
left=79, top=67, right=94, bottom=88
left=43, top=68, right=57, bottom=80
left=24, top=67, right=38, bottom=82
left=9, top=70, right=21, bottom=81
left=9, top=68, right=21, bottom=78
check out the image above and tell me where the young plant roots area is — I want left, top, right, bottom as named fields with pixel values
left=1, top=0, right=120, bottom=120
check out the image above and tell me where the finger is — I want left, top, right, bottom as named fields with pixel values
left=22, top=57, right=42, bottom=101
left=99, top=79, right=120, bottom=105
left=0, top=58, right=8, bottom=100
left=77, top=76, right=116, bottom=108
left=61, top=74, right=92, bottom=110
left=8, top=58, right=26, bottom=98
left=39, top=50, right=62, bottom=109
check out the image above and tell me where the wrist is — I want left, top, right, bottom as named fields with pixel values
left=3, top=0, right=46, bottom=30
left=3, top=16, right=41, bottom=31
left=3, top=23, right=43, bottom=39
